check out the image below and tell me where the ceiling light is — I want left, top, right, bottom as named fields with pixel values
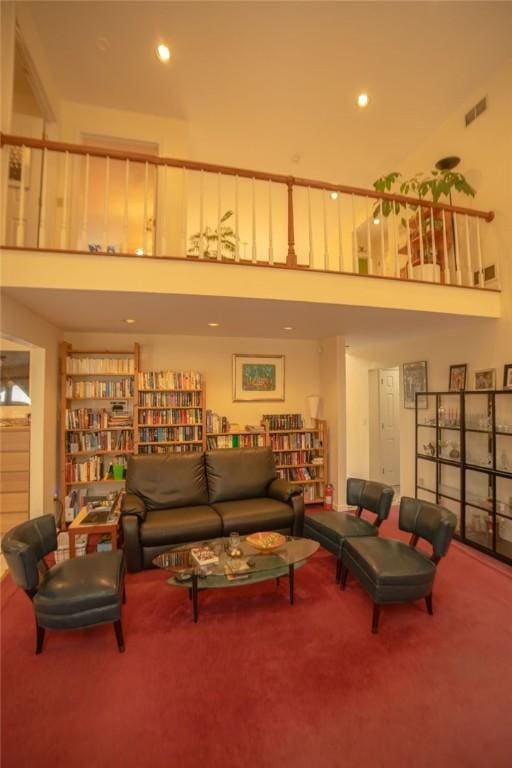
left=135, top=248, right=144, bottom=256
left=283, top=326, right=294, bottom=331
left=330, top=192, right=338, bottom=200
left=124, top=318, right=136, bottom=325
left=207, top=322, right=220, bottom=328
left=356, top=93, right=370, bottom=108
left=156, top=44, right=171, bottom=62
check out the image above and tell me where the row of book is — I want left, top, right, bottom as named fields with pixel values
left=274, top=451, right=323, bottom=466
left=138, top=391, right=202, bottom=407
left=206, top=433, right=266, bottom=450
left=270, top=433, right=321, bottom=450
left=263, top=413, right=304, bottom=430
left=66, top=379, right=134, bottom=399
left=65, top=455, right=128, bottom=483
left=137, top=371, right=203, bottom=391
left=66, top=431, right=134, bottom=453
left=138, top=444, right=203, bottom=455
left=65, top=407, right=133, bottom=430
left=138, top=408, right=203, bottom=425
left=205, top=410, right=230, bottom=434
left=303, top=484, right=324, bottom=503
left=66, top=357, right=135, bottom=375
left=277, top=467, right=321, bottom=481
left=138, top=426, right=202, bottom=443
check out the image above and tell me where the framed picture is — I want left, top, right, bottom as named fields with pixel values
left=449, top=364, right=467, bottom=392
left=474, top=368, right=495, bottom=390
left=8, top=145, right=31, bottom=189
left=403, top=360, right=428, bottom=409
left=233, top=354, right=285, bottom=402
left=504, top=364, right=512, bottom=390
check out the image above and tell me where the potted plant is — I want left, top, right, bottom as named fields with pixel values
left=187, top=209, right=245, bottom=259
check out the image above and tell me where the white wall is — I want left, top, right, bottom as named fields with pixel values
left=63, top=331, right=322, bottom=429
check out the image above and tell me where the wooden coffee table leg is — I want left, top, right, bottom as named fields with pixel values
left=192, top=574, right=199, bottom=623
left=289, top=565, right=295, bottom=605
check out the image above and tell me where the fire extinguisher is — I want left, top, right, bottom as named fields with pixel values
left=324, top=483, right=334, bottom=510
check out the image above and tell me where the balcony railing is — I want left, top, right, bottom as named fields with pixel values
left=1, top=133, right=496, bottom=289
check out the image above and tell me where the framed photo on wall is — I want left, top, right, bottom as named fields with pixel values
left=503, top=364, right=512, bottom=390
left=474, top=368, right=495, bottom=390
left=449, top=364, right=467, bottom=392
left=233, top=354, right=285, bottom=402
left=403, top=360, right=428, bottom=409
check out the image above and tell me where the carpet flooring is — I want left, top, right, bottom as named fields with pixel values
left=1, top=512, right=511, bottom=768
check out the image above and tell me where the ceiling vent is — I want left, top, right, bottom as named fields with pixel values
left=465, top=97, right=487, bottom=127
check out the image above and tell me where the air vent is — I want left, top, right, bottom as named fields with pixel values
left=465, top=97, right=487, bottom=127
left=473, top=264, right=496, bottom=286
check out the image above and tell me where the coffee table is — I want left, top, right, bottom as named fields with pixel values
left=153, top=535, right=319, bottom=622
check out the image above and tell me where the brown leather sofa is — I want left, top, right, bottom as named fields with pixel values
left=121, top=448, right=305, bottom=571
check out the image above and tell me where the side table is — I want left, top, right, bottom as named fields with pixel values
left=68, top=506, right=121, bottom=558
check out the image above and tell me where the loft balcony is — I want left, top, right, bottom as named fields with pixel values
left=0, top=133, right=501, bottom=325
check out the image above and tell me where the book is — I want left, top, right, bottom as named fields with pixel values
left=190, top=546, right=219, bottom=566
left=223, top=560, right=251, bottom=580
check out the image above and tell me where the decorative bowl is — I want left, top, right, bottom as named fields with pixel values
left=246, top=531, right=286, bottom=552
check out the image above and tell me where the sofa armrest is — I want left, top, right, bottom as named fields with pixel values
left=268, top=478, right=301, bottom=503
left=121, top=492, right=147, bottom=521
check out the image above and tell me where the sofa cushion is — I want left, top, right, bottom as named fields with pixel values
left=344, top=537, right=435, bottom=587
left=211, top=497, right=293, bottom=534
left=205, top=448, right=277, bottom=503
left=126, top=453, right=208, bottom=510
left=139, top=505, right=222, bottom=546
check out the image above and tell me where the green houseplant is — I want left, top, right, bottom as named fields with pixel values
left=187, top=209, right=244, bottom=259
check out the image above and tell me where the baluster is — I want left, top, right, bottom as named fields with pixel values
left=268, top=179, right=274, bottom=264
left=323, top=191, right=329, bottom=270
left=234, top=175, right=240, bottom=261
left=453, top=212, right=462, bottom=284
left=351, top=194, right=357, bottom=273
left=38, top=147, right=48, bottom=248
left=252, top=177, right=257, bottom=263
left=417, top=205, right=425, bottom=280
left=217, top=173, right=222, bottom=260
left=464, top=215, right=472, bottom=286
left=102, top=155, right=110, bottom=252
left=379, top=203, right=385, bottom=275
left=143, top=161, right=149, bottom=255
left=122, top=159, right=129, bottom=253
left=392, top=207, right=399, bottom=278
left=405, top=206, right=412, bottom=280
left=337, top=192, right=343, bottom=273
left=307, top=186, right=313, bottom=268
left=442, top=209, right=450, bottom=284
left=286, top=178, right=296, bottom=267
left=199, top=169, right=204, bottom=258
left=15, top=145, right=27, bottom=246
left=182, top=167, right=188, bottom=256
left=59, top=150, right=70, bottom=250
left=430, top=206, right=438, bottom=282
left=160, top=163, right=167, bottom=256
left=366, top=196, right=373, bottom=275
left=476, top=218, right=483, bottom=286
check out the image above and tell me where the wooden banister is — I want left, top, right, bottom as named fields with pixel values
left=0, top=132, right=495, bottom=222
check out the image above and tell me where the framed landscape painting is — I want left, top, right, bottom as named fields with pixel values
left=233, top=354, right=285, bottom=402
left=474, top=368, right=495, bottom=390
left=403, top=360, right=428, bottom=409
left=449, top=364, right=467, bottom=392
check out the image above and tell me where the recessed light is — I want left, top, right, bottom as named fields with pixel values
left=283, top=326, right=294, bottom=331
left=124, top=318, right=136, bottom=325
left=208, top=322, right=220, bottom=328
left=356, top=93, right=370, bottom=108
left=135, top=248, right=144, bottom=256
left=330, top=192, right=338, bottom=200
left=156, top=44, right=171, bottom=62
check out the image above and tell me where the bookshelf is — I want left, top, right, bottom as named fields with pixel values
left=415, top=390, right=512, bottom=565
left=136, top=371, right=205, bottom=454
left=264, top=414, right=328, bottom=505
left=205, top=410, right=269, bottom=449
left=59, top=343, right=140, bottom=524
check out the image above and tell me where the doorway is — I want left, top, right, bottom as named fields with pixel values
left=369, top=368, right=400, bottom=493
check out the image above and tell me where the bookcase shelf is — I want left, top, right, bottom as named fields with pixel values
left=59, top=342, right=139, bottom=524
left=135, top=371, right=205, bottom=455
left=415, top=389, right=512, bottom=565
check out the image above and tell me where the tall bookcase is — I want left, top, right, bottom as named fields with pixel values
left=415, top=389, right=512, bottom=565
left=264, top=414, right=328, bottom=505
left=136, top=371, right=205, bottom=454
left=59, top=343, right=140, bottom=521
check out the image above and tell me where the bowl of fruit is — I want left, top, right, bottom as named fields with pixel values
left=245, top=531, right=287, bottom=553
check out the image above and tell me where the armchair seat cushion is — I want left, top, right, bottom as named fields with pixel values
left=34, top=550, right=124, bottom=628
left=304, top=510, right=377, bottom=543
left=212, top=497, right=293, bottom=534
left=343, top=537, right=436, bottom=603
left=140, top=505, right=222, bottom=546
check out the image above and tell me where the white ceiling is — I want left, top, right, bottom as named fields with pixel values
left=23, top=1, right=512, bottom=185
left=2, top=287, right=495, bottom=345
